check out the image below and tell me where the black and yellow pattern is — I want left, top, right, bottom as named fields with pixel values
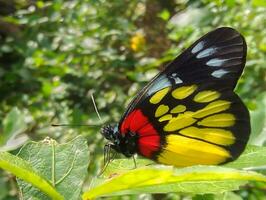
left=140, top=83, right=249, bottom=167
left=114, top=27, right=250, bottom=168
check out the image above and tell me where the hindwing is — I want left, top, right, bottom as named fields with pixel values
left=138, top=83, right=249, bottom=166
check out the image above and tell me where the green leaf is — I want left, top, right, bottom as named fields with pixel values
left=249, top=94, right=266, bottom=146
left=83, top=145, right=266, bottom=199
left=214, top=192, right=243, bottom=200
left=104, top=145, right=266, bottom=175
left=17, top=136, right=90, bottom=200
left=83, top=162, right=266, bottom=199
left=158, top=9, right=170, bottom=21
left=225, top=145, right=266, bottom=169
left=0, top=172, right=9, bottom=200
left=0, top=107, right=27, bottom=146
left=0, top=152, right=63, bottom=200
left=252, top=0, right=266, bottom=7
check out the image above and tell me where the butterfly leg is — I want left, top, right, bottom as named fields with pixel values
left=98, top=143, right=113, bottom=176
left=132, top=155, right=137, bottom=169
left=99, top=143, right=118, bottom=176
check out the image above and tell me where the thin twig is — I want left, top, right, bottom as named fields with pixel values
left=90, top=92, right=102, bottom=122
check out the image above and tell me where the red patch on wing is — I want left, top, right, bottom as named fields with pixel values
left=138, top=136, right=160, bottom=158
left=120, top=109, right=149, bottom=134
left=120, top=109, right=161, bottom=158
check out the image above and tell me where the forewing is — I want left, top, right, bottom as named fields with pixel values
left=119, top=27, right=246, bottom=124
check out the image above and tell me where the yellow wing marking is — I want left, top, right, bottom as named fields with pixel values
left=163, top=112, right=196, bottom=131
left=163, top=100, right=233, bottom=131
left=193, top=100, right=231, bottom=118
left=149, top=87, right=170, bottom=104
left=155, top=105, right=169, bottom=117
left=150, top=86, right=235, bottom=130
left=179, top=126, right=235, bottom=146
left=197, top=113, right=235, bottom=127
left=158, top=134, right=231, bottom=167
left=194, top=90, right=221, bottom=103
left=170, top=105, right=186, bottom=113
left=172, top=85, right=197, bottom=100
left=159, top=114, right=172, bottom=122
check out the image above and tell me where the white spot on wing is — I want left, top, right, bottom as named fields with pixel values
left=173, top=76, right=183, bottom=84
left=191, top=41, right=204, bottom=54
left=171, top=73, right=183, bottom=84
left=206, top=58, right=228, bottom=67
left=148, top=75, right=171, bottom=95
left=211, top=69, right=229, bottom=78
left=196, top=47, right=216, bottom=58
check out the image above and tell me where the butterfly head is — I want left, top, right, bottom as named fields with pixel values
left=101, top=124, right=138, bottom=157
left=101, top=124, right=119, bottom=144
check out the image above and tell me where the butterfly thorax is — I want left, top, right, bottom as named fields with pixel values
left=101, top=124, right=138, bottom=157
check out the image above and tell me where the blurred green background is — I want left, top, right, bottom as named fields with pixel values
left=0, top=0, right=266, bottom=199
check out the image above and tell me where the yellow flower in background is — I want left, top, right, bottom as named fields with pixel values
left=130, top=33, right=145, bottom=52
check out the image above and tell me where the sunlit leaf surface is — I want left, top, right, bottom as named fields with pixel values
left=83, top=145, right=266, bottom=199
left=0, top=152, right=63, bottom=200
left=17, top=136, right=89, bottom=200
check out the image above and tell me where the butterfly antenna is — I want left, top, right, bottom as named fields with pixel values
left=51, top=124, right=102, bottom=127
left=90, top=92, right=103, bottom=122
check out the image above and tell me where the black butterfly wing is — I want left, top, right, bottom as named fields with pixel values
left=120, top=27, right=246, bottom=121
left=118, top=27, right=250, bottom=166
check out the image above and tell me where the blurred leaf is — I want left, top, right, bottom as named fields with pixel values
left=169, top=8, right=208, bottom=27
left=214, top=192, right=242, bottom=200
left=252, top=0, right=266, bottom=7
left=83, top=163, right=266, bottom=199
left=193, top=194, right=214, bottom=200
left=248, top=94, right=266, bottom=146
left=0, top=173, right=8, bottom=200
left=158, top=9, right=170, bottom=21
left=17, top=136, right=90, bottom=200
left=0, top=108, right=27, bottom=146
left=225, top=0, right=236, bottom=7
left=42, top=81, right=53, bottom=97
left=225, top=145, right=266, bottom=169
left=0, top=134, right=29, bottom=152
left=0, top=151, right=63, bottom=200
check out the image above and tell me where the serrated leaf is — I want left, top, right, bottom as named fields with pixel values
left=17, top=136, right=90, bottom=200
left=0, top=152, right=63, bottom=200
left=0, top=107, right=27, bottom=146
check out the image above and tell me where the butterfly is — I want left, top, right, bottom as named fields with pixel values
left=101, top=27, right=250, bottom=167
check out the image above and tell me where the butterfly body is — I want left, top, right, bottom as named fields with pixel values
left=101, top=27, right=250, bottom=167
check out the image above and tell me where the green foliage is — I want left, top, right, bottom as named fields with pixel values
left=84, top=165, right=264, bottom=199
left=0, top=107, right=28, bottom=151
left=0, top=151, right=63, bottom=200
left=84, top=145, right=266, bottom=199
left=17, top=136, right=89, bottom=199
left=0, top=0, right=266, bottom=199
